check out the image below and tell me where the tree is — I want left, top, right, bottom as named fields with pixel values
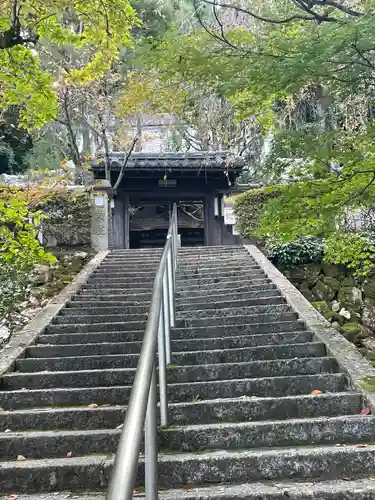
left=0, top=0, right=138, bottom=130
left=0, top=195, right=55, bottom=324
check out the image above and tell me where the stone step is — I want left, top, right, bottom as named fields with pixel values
left=63, top=303, right=150, bottom=315
left=33, top=330, right=313, bottom=352
left=151, top=444, right=375, bottom=488
left=1, top=414, right=374, bottom=462
left=45, top=319, right=303, bottom=336
left=176, top=283, right=277, bottom=299
left=0, top=392, right=363, bottom=433
left=178, top=290, right=284, bottom=306
left=62, top=298, right=286, bottom=317
left=53, top=312, right=147, bottom=325
left=176, top=312, right=299, bottom=328
left=177, top=278, right=271, bottom=292
left=3, top=357, right=337, bottom=389
left=155, top=480, right=375, bottom=500
left=167, top=373, right=347, bottom=403
left=176, top=272, right=266, bottom=286
left=72, top=292, right=152, bottom=302
left=161, top=415, right=375, bottom=452
left=0, top=428, right=122, bottom=460
left=172, top=342, right=327, bottom=365
left=82, top=282, right=154, bottom=290
left=177, top=267, right=262, bottom=279
left=177, top=304, right=292, bottom=320
left=92, top=270, right=157, bottom=279
left=87, top=276, right=156, bottom=285
left=15, top=342, right=325, bottom=373
left=172, top=320, right=306, bottom=339
left=177, top=296, right=285, bottom=312
left=2, top=443, right=375, bottom=492
left=0, top=374, right=346, bottom=410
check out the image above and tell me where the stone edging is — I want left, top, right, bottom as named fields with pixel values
left=0, top=251, right=109, bottom=377
left=245, top=245, right=375, bottom=410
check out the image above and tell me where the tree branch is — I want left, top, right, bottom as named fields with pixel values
left=112, top=133, right=140, bottom=192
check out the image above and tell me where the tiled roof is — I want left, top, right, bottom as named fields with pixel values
left=92, top=151, right=244, bottom=171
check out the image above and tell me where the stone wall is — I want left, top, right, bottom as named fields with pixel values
left=41, top=190, right=91, bottom=249
left=283, top=263, right=375, bottom=353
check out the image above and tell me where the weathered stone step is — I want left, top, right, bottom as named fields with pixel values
left=177, top=289, right=281, bottom=306
left=16, top=341, right=325, bottom=373
left=87, top=276, right=155, bottom=285
left=177, top=278, right=271, bottom=292
left=176, top=272, right=266, bottom=286
left=0, top=428, right=122, bottom=460
left=149, top=479, right=375, bottom=500
left=177, top=304, right=292, bottom=320
left=72, top=292, right=152, bottom=302
left=63, top=303, right=149, bottom=314
left=176, top=311, right=298, bottom=328
left=168, top=373, right=347, bottom=403
left=0, top=392, right=363, bottom=432
left=16, top=353, right=141, bottom=372
left=177, top=267, right=261, bottom=279
left=3, top=357, right=336, bottom=389
left=150, top=445, right=375, bottom=488
left=53, top=307, right=147, bottom=325
left=177, top=296, right=285, bottom=312
left=172, top=320, right=306, bottom=339
left=0, top=374, right=346, bottom=410
left=45, top=319, right=303, bottom=336
left=45, top=322, right=147, bottom=334
left=161, top=415, right=375, bottom=452
left=2, top=414, right=374, bottom=462
left=0, top=455, right=107, bottom=492
left=172, top=342, right=326, bottom=365
left=92, top=270, right=157, bottom=279
left=34, top=330, right=313, bottom=351
left=176, top=282, right=277, bottom=299
left=0, top=386, right=133, bottom=410
left=82, top=282, right=153, bottom=290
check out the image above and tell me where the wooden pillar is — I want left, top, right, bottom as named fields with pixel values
left=124, top=195, right=130, bottom=249
left=204, top=194, right=216, bottom=246
left=113, top=195, right=125, bottom=249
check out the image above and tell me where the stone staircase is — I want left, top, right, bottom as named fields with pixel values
left=1, top=245, right=375, bottom=498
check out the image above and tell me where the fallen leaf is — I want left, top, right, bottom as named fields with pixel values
left=67, top=451, right=73, bottom=457
left=88, top=403, right=98, bottom=409
left=4, top=429, right=11, bottom=433
left=343, top=477, right=352, bottom=481
left=17, top=455, right=26, bottom=461
left=357, top=444, right=368, bottom=448
left=369, top=477, right=375, bottom=481
left=0, top=407, right=5, bottom=412
left=311, top=390, right=322, bottom=395
left=360, top=408, right=372, bottom=415
left=5, top=495, right=19, bottom=500
left=116, top=424, right=123, bottom=430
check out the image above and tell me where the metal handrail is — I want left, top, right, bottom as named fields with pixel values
left=106, top=203, right=178, bottom=500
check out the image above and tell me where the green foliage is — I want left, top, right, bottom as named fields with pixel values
left=324, top=233, right=375, bottom=277
left=0, top=198, right=56, bottom=321
left=0, top=0, right=139, bottom=130
left=268, top=237, right=324, bottom=268
left=233, top=186, right=281, bottom=238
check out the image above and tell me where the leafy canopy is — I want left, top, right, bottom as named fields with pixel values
left=0, top=0, right=139, bottom=129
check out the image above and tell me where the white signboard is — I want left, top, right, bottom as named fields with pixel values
left=223, top=200, right=235, bottom=226
left=95, top=195, right=105, bottom=206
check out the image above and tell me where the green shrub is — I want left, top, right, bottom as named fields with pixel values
left=233, top=185, right=281, bottom=238
left=268, top=237, right=324, bottom=268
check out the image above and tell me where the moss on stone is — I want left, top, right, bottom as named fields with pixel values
left=312, top=301, right=333, bottom=320
left=321, top=263, right=341, bottom=278
left=363, top=277, right=375, bottom=300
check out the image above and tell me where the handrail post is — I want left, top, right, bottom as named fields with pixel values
left=163, top=271, right=171, bottom=365
left=167, top=252, right=175, bottom=329
left=157, top=297, right=168, bottom=426
left=145, top=364, right=158, bottom=500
